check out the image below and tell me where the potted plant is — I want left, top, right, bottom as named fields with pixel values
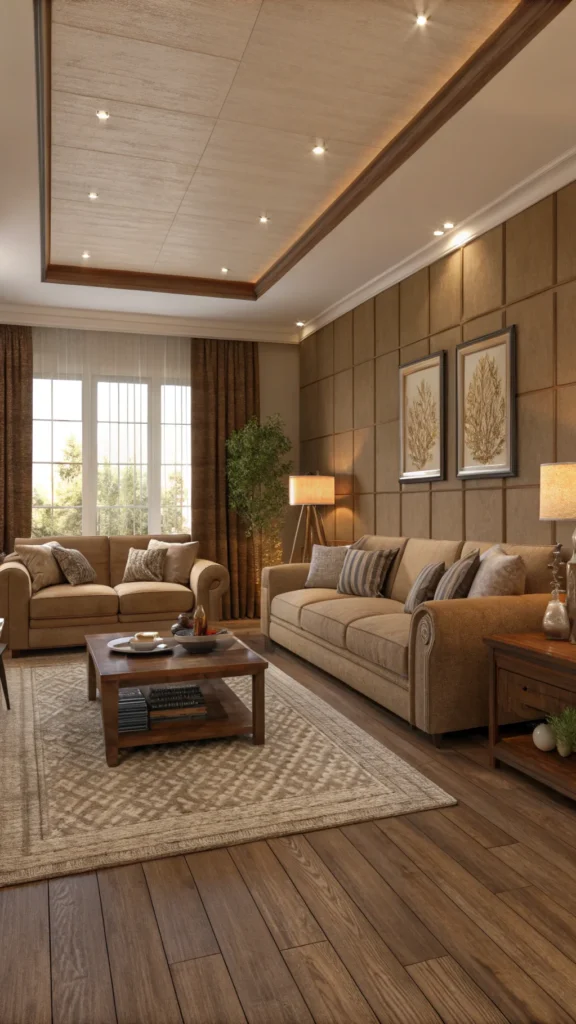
left=546, top=706, right=576, bottom=757
left=226, top=415, right=292, bottom=608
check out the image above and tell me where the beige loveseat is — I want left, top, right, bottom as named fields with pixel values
left=262, top=535, right=554, bottom=737
left=0, top=534, right=229, bottom=654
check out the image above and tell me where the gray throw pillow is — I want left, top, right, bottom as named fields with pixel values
left=305, top=545, right=348, bottom=589
left=337, top=547, right=398, bottom=598
left=148, top=538, right=199, bottom=586
left=404, top=562, right=445, bottom=613
left=434, top=550, right=480, bottom=601
left=468, top=545, right=526, bottom=598
left=122, top=546, right=167, bottom=584
left=52, top=544, right=97, bottom=586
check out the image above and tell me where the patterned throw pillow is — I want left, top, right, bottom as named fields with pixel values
left=52, top=544, right=97, bottom=586
left=337, top=547, right=398, bottom=598
left=467, top=545, right=526, bottom=598
left=404, top=562, right=445, bottom=613
left=305, top=545, right=349, bottom=589
left=122, top=546, right=167, bottom=584
left=434, top=549, right=480, bottom=601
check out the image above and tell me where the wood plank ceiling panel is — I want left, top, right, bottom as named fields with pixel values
left=48, top=0, right=521, bottom=281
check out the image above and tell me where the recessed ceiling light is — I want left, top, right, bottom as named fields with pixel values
left=433, top=229, right=444, bottom=237
left=221, top=267, right=229, bottom=274
left=312, top=142, right=326, bottom=155
left=416, top=15, right=428, bottom=26
left=88, top=191, right=99, bottom=200
left=443, top=221, right=454, bottom=230
left=81, top=251, right=91, bottom=259
left=96, top=110, right=110, bottom=121
left=259, top=214, right=269, bottom=224
left=296, top=321, right=305, bottom=327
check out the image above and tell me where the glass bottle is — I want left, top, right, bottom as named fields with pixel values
left=192, top=604, right=208, bottom=636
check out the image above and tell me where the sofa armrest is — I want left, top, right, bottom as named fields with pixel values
left=190, top=559, right=230, bottom=621
left=0, top=562, right=32, bottom=650
left=409, top=593, right=549, bottom=735
left=261, top=563, right=309, bottom=636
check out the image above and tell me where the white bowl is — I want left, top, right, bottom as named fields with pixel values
left=130, top=639, right=159, bottom=652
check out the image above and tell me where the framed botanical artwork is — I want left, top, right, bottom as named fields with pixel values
left=399, top=350, right=446, bottom=483
left=456, top=326, right=516, bottom=480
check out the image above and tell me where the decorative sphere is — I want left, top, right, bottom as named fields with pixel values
left=532, top=723, right=555, bottom=751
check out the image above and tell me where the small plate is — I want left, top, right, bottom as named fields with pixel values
left=107, top=637, right=174, bottom=655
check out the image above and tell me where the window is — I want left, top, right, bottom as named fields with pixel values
left=97, top=381, right=149, bottom=536
left=32, top=378, right=83, bottom=536
left=32, top=376, right=191, bottom=537
left=161, top=384, right=191, bottom=534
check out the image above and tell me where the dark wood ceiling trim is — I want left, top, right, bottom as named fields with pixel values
left=44, top=265, right=257, bottom=300
left=255, top=0, right=572, bottom=298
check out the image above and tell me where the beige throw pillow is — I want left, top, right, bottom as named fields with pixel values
left=51, top=544, right=97, bottom=586
left=148, top=538, right=198, bottom=586
left=14, top=542, right=64, bottom=593
left=123, top=546, right=167, bottom=583
left=468, top=544, right=526, bottom=598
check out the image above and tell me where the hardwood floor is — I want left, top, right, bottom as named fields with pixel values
left=2, top=632, right=576, bottom=1023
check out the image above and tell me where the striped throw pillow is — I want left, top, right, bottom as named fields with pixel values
left=337, top=547, right=398, bottom=598
left=404, top=562, right=445, bottom=613
left=434, top=550, right=480, bottom=601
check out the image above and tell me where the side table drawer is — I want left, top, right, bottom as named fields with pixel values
left=498, top=668, right=572, bottom=719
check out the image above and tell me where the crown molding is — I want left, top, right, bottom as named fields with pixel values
left=0, top=303, right=299, bottom=344
left=301, top=142, right=576, bottom=339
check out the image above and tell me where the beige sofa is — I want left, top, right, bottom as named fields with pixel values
left=0, top=534, right=229, bottom=653
left=262, top=535, right=553, bottom=737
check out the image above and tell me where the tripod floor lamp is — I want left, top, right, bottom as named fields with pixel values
left=289, top=475, right=335, bottom=563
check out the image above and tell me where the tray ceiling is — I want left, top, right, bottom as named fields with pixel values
left=46, top=0, right=533, bottom=292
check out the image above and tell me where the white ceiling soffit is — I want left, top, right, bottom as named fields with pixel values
left=0, top=0, right=575, bottom=342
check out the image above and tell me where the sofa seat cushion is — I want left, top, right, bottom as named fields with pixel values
left=114, top=581, right=194, bottom=616
left=301, top=597, right=404, bottom=648
left=346, top=614, right=411, bottom=678
left=271, top=589, right=349, bottom=628
left=30, top=583, right=118, bottom=620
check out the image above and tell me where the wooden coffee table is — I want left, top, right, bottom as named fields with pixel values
left=86, top=633, right=268, bottom=767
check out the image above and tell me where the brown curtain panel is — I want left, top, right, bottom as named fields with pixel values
left=0, top=325, right=33, bottom=554
left=191, top=338, right=260, bottom=619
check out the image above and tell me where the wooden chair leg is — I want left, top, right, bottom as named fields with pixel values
left=0, top=658, right=10, bottom=710
left=431, top=733, right=444, bottom=748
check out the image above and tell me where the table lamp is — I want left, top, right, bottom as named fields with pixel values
left=539, top=463, right=576, bottom=642
left=288, top=474, right=335, bottom=563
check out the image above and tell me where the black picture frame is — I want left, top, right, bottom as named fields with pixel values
left=456, top=326, right=517, bottom=480
left=399, top=350, right=446, bottom=483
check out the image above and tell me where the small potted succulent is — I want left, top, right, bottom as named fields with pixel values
left=546, top=707, right=576, bottom=757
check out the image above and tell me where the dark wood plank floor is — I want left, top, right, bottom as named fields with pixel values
left=2, top=632, right=576, bottom=1023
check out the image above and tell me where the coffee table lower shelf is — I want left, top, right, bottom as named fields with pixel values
left=119, top=678, right=254, bottom=749
left=492, top=734, right=576, bottom=800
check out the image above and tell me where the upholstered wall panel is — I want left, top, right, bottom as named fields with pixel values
left=300, top=184, right=576, bottom=550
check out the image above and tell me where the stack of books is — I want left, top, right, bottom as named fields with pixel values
left=145, top=684, right=208, bottom=729
left=118, top=687, right=149, bottom=733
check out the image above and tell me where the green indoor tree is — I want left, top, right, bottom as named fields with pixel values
left=226, top=415, right=292, bottom=605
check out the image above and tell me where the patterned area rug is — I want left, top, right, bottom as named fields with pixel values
left=0, top=653, right=455, bottom=886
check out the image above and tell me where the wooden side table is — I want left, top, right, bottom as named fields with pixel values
left=485, top=632, right=576, bottom=800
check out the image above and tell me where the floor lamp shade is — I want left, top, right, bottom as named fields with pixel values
left=539, top=463, right=576, bottom=643
left=288, top=476, right=335, bottom=563
left=289, top=476, right=335, bottom=507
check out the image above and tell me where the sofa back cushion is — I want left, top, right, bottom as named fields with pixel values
left=461, top=541, right=555, bottom=594
left=352, top=535, right=407, bottom=597
left=16, top=536, right=110, bottom=586
left=109, top=534, right=190, bottom=587
left=390, top=539, right=464, bottom=603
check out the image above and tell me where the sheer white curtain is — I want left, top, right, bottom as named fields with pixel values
left=32, top=328, right=191, bottom=537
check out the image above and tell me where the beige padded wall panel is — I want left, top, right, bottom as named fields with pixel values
left=515, top=390, right=554, bottom=486
left=353, top=299, right=375, bottom=364
left=505, top=488, right=553, bottom=546
left=334, top=370, right=353, bottom=433
left=401, top=491, right=431, bottom=539
left=400, top=268, right=429, bottom=345
left=316, top=375, right=334, bottom=438
left=353, top=427, right=375, bottom=494
left=316, top=323, right=334, bottom=380
left=462, top=226, right=503, bottom=318
left=464, top=489, right=503, bottom=542
left=375, top=352, right=399, bottom=424
left=431, top=491, right=463, bottom=541
left=333, top=312, right=353, bottom=372
left=557, top=181, right=576, bottom=284
left=376, top=422, right=399, bottom=492
left=462, top=309, right=503, bottom=340
left=300, top=333, right=318, bottom=387
left=506, top=292, right=554, bottom=393
left=375, top=285, right=399, bottom=355
left=506, top=197, right=554, bottom=304
left=557, top=384, right=576, bottom=460
left=376, top=494, right=401, bottom=536
left=334, top=431, right=353, bottom=494
left=354, top=494, right=375, bottom=538
left=353, top=360, right=375, bottom=429
left=557, top=280, right=576, bottom=385
left=430, top=250, right=462, bottom=335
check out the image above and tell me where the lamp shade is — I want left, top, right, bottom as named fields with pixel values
left=289, top=475, right=335, bottom=506
left=539, top=463, right=576, bottom=520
